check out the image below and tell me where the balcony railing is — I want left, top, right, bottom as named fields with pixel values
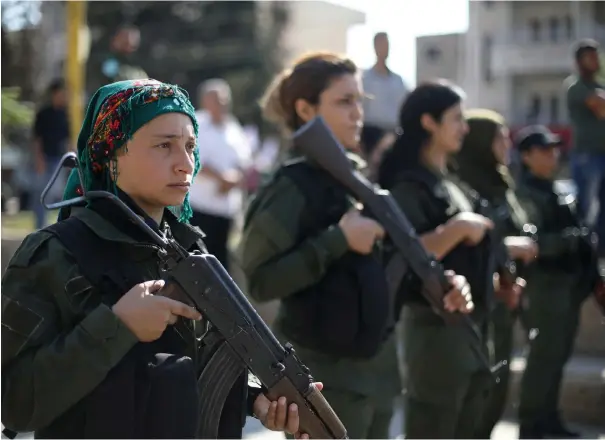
left=495, top=23, right=605, bottom=46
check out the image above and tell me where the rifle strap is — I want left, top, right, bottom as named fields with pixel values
left=197, top=341, right=246, bottom=438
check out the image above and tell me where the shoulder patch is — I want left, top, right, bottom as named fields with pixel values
left=5, top=231, right=56, bottom=269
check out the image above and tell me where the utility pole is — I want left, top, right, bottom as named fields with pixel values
left=65, top=0, right=88, bottom=149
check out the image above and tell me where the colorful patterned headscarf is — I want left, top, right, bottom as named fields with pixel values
left=62, top=79, right=200, bottom=222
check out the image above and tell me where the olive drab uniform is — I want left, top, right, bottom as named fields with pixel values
left=389, top=166, right=495, bottom=439
left=515, top=174, right=593, bottom=436
left=241, top=155, right=401, bottom=439
left=1, top=203, right=259, bottom=438
left=472, top=188, right=530, bottom=438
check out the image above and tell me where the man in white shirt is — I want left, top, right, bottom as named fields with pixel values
left=188, top=79, right=252, bottom=271
left=361, top=32, right=408, bottom=159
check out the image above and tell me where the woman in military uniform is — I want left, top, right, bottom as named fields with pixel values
left=377, top=81, right=502, bottom=439
left=1, top=79, right=313, bottom=439
left=451, top=109, right=538, bottom=438
left=240, top=53, right=473, bottom=439
left=515, top=125, right=598, bottom=439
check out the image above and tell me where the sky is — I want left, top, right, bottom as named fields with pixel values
left=336, top=0, right=469, bottom=86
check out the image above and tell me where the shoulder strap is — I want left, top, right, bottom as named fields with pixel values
left=277, top=161, right=336, bottom=235
left=44, top=217, right=127, bottom=294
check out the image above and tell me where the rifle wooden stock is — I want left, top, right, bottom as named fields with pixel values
left=292, top=116, right=500, bottom=376
left=161, top=253, right=347, bottom=439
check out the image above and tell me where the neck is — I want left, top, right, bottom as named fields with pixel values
left=373, top=60, right=389, bottom=74
left=210, top=112, right=224, bottom=125
left=421, top=141, right=448, bottom=173
left=133, top=198, right=164, bottom=225
left=580, top=70, right=595, bottom=82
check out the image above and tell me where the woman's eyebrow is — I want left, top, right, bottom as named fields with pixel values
left=152, top=133, right=196, bottom=141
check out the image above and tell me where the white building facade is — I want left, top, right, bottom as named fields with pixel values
left=417, top=0, right=605, bottom=144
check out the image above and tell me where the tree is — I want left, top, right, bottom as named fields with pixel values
left=85, top=1, right=289, bottom=131
left=0, top=0, right=42, bottom=101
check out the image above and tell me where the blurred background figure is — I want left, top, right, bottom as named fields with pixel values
left=31, top=78, right=70, bottom=230
left=90, top=24, right=148, bottom=94
left=360, top=32, right=407, bottom=163
left=566, top=39, right=605, bottom=257
left=188, top=79, right=252, bottom=272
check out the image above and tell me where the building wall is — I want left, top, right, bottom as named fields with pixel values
left=417, top=0, right=604, bottom=128
left=281, top=0, right=365, bottom=64
left=416, top=33, right=464, bottom=85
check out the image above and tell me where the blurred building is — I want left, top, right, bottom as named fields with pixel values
left=37, top=1, right=364, bottom=126
left=416, top=0, right=605, bottom=149
left=280, top=0, right=365, bottom=63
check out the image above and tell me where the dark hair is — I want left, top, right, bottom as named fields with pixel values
left=574, top=38, right=598, bottom=62
left=377, top=80, right=464, bottom=189
left=48, top=78, right=65, bottom=94
left=260, top=52, right=357, bottom=132
left=374, top=32, right=388, bottom=44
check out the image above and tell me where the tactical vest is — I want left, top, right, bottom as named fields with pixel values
left=249, top=160, right=392, bottom=359
left=31, top=215, right=246, bottom=439
left=394, top=170, right=496, bottom=317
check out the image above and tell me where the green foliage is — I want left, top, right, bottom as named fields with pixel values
left=1, top=87, right=33, bottom=130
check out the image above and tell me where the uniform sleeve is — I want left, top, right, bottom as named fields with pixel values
left=1, top=232, right=138, bottom=432
left=241, top=176, right=348, bottom=303
left=389, top=181, right=434, bottom=233
left=516, top=189, right=575, bottom=258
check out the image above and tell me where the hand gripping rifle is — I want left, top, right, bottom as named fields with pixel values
left=292, top=117, right=503, bottom=378
left=39, top=152, right=348, bottom=440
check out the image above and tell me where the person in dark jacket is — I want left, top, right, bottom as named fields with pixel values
left=515, top=125, right=597, bottom=439
left=378, top=81, right=501, bottom=439
left=241, top=53, right=473, bottom=439
left=1, top=79, right=315, bottom=439
left=452, top=109, right=538, bottom=438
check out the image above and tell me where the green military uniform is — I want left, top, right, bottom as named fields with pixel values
left=1, top=207, right=201, bottom=432
left=241, top=156, right=401, bottom=439
left=515, top=173, right=590, bottom=437
left=452, top=113, right=531, bottom=438
left=389, top=164, right=493, bottom=439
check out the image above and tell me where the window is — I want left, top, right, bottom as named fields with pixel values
left=529, top=19, right=541, bottom=42
left=550, top=95, right=560, bottom=123
left=564, top=15, right=573, bottom=40
left=549, top=17, right=560, bottom=42
left=527, top=95, right=542, bottom=122
left=482, top=35, right=493, bottom=83
left=426, top=46, right=442, bottom=62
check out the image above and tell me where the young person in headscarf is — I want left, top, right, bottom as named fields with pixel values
left=451, top=109, right=538, bottom=438
left=1, top=79, right=317, bottom=439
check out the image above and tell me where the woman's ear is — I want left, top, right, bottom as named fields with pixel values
left=420, top=113, right=437, bottom=133
left=294, top=98, right=317, bottom=124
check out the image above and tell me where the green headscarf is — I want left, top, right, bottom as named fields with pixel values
left=63, top=79, right=200, bottom=222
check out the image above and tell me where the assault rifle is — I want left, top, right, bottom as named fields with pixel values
left=36, top=152, right=348, bottom=440
left=292, top=117, right=502, bottom=377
